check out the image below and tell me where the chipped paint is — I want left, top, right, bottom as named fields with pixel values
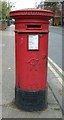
left=42, top=55, right=47, bottom=60
left=20, top=37, right=24, bottom=44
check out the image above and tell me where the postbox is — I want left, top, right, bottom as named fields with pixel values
left=10, top=9, right=54, bottom=111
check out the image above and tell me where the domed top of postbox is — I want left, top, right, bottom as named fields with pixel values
left=10, top=9, right=54, bottom=20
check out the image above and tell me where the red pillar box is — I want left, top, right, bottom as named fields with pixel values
left=10, top=9, right=54, bottom=111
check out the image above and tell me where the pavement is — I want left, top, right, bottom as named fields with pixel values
left=0, top=30, right=2, bottom=119
left=0, top=25, right=63, bottom=119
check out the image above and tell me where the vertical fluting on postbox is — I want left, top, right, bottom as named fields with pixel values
left=10, top=9, right=54, bottom=111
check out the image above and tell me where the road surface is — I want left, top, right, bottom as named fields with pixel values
left=48, top=26, right=64, bottom=112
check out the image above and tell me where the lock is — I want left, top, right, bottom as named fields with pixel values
left=40, top=34, right=43, bottom=37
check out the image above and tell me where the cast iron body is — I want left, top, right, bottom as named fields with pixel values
left=10, top=9, right=54, bottom=111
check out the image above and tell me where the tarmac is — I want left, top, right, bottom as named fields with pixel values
left=0, top=25, right=63, bottom=119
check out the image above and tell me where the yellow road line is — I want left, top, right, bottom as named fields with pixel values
left=48, top=63, right=64, bottom=86
left=48, top=57, right=64, bottom=76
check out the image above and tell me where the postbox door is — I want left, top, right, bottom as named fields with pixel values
left=16, top=33, right=48, bottom=91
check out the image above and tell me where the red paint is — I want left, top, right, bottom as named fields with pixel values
left=10, top=9, right=54, bottom=91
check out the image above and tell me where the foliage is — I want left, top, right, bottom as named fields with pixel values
left=44, top=0, right=63, bottom=2
left=44, top=1, right=61, bottom=12
left=43, top=1, right=62, bottom=25
left=0, top=0, right=2, bottom=19
left=0, top=0, right=14, bottom=20
left=37, top=0, right=63, bottom=25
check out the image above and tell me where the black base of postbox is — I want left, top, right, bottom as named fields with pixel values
left=15, top=87, right=48, bottom=112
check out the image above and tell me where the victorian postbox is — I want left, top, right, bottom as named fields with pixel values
left=10, top=9, right=54, bottom=111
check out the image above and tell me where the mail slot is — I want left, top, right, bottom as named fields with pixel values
left=10, top=9, right=54, bottom=111
left=27, top=25, right=42, bottom=29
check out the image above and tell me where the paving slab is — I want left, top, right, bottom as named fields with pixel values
left=2, top=88, right=62, bottom=118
